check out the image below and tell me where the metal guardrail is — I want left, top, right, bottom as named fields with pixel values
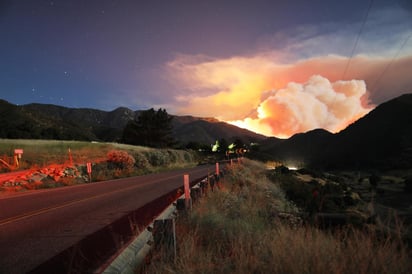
left=29, top=173, right=212, bottom=273
left=101, top=194, right=180, bottom=274
left=100, top=174, right=215, bottom=274
left=30, top=160, right=233, bottom=273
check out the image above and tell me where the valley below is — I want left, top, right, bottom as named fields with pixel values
left=273, top=166, right=412, bottom=245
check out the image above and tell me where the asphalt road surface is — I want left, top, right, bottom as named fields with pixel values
left=0, top=164, right=214, bottom=273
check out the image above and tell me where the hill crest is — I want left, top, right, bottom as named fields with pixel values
left=259, top=93, right=412, bottom=169
left=0, top=100, right=265, bottom=145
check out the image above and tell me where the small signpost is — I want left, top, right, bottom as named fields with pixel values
left=86, top=162, right=92, bottom=182
left=14, top=149, right=23, bottom=168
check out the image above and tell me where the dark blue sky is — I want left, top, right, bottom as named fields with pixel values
left=1, top=0, right=411, bottom=137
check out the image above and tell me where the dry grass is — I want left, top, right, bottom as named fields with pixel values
left=0, top=139, right=198, bottom=172
left=0, top=139, right=112, bottom=168
left=0, top=139, right=199, bottom=192
left=145, top=159, right=411, bottom=274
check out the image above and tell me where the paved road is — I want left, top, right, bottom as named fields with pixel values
left=0, top=164, right=214, bottom=273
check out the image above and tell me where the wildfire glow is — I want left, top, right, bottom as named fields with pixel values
left=167, top=53, right=412, bottom=138
left=229, top=75, right=373, bottom=137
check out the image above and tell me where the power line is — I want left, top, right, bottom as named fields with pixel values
left=370, top=32, right=412, bottom=92
left=341, top=0, right=374, bottom=80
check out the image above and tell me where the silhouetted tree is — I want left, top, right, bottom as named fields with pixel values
left=122, top=108, right=176, bottom=148
left=219, top=138, right=228, bottom=153
left=233, top=138, right=244, bottom=149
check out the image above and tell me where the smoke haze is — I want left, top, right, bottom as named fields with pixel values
left=169, top=53, right=411, bottom=138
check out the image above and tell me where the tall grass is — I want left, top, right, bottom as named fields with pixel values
left=145, top=159, right=411, bottom=274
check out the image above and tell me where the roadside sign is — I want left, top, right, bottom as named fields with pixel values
left=14, top=149, right=24, bottom=165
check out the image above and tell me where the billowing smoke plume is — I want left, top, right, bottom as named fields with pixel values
left=168, top=53, right=412, bottom=138
left=230, top=75, right=374, bottom=138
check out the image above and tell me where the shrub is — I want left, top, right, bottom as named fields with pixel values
left=133, top=151, right=151, bottom=170
left=145, top=150, right=169, bottom=166
left=183, top=150, right=195, bottom=162
left=90, top=162, right=111, bottom=181
left=107, top=150, right=135, bottom=170
left=167, top=149, right=178, bottom=163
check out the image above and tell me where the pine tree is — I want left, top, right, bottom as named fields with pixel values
left=122, top=108, right=176, bottom=148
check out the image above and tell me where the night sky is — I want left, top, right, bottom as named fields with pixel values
left=1, top=0, right=412, bottom=137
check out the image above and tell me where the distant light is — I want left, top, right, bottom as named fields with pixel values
left=288, top=166, right=298, bottom=170
left=212, top=140, right=219, bottom=152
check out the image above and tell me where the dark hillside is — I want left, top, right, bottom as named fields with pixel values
left=261, top=93, right=412, bottom=170
left=330, top=93, right=412, bottom=169
left=172, top=115, right=266, bottom=145
left=283, top=128, right=334, bottom=166
left=0, top=100, right=38, bottom=139
left=258, top=128, right=333, bottom=166
left=21, top=104, right=115, bottom=141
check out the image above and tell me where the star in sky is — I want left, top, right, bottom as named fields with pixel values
left=0, top=0, right=411, bottom=137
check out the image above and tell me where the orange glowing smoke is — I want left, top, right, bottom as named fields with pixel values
left=230, top=75, right=373, bottom=138
left=166, top=53, right=412, bottom=138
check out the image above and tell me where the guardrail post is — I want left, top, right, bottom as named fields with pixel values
left=200, top=178, right=207, bottom=196
left=215, top=173, right=221, bottom=189
left=175, top=198, right=186, bottom=211
left=209, top=174, right=215, bottom=192
left=152, top=218, right=176, bottom=261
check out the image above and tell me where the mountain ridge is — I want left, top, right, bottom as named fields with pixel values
left=1, top=93, right=411, bottom=170
left=259, top=93, right=412, bottom=169
left=0, top=100, right=266, bottom=145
